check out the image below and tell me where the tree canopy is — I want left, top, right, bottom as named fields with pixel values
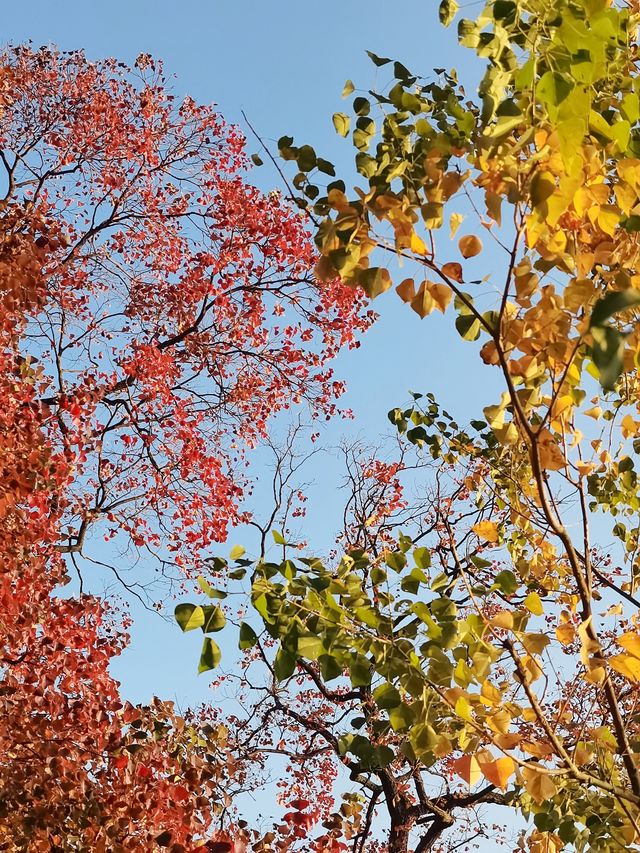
left=7, top=1, right=640, bottom=851
left=178, top=1, right=640, bottom=850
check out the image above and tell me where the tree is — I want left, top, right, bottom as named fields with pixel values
left=181, top=1, right=640, bottom=850
left=0, top=45, right=372, bottom=850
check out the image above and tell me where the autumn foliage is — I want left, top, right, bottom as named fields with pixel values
left=0, top=45, right=370, bottom=850
left=180, top=2, right=640, bottom=852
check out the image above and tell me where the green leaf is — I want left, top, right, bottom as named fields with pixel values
left=458, top=19, right=480, bottom=49
left=590, top=289, right=640, bottom=328
left=228, top=567, right=247, bottom=581
left=493, top=0, right=516, bottom=22
left=274, top=648, right=296, bottom=681
left=349, top=656, right=372, bottom=687
left=622, top=215, right=640, bottom=233
left=455, top=314, right=481, bottom=341
left=590, top=326, right=626, bottom=391
left=414, top=547, right=431, bottom=570
left=493, top=570, right=518, bottom=595
left=537, top=71, right=573, bottom=109
left=401, top=568, right=428, bottom=594
left=202, top=605, right=226, bottom=633
left=253, top=592, right=270, bottom=620
left=198, top=637, right=222, bottom=673
left=353, top=96, right=371, bottom=116
left=297, top=634, right=324, bottom=659
left=296, top=145, right=316, bottom=172
left=316, top=157, right=336, bottom=176
left=373, top=744, right=395, bottom=767
left=175, top=603, right=205, bottom=632
left=407, top=426, right=428, bottom=446
left=230, top=545, right=246, bottom=561
left=272, top=530, right=287, bottom=545
left=388, top=702, right=416, bottom=732
left=366, top=50, right=391, bottom=67
left=239, top=622, right=258, bottom=650
left=373, top=681, right=402, bottom=709
left=250, top=153, right=263, bottom=167
left=358, top=267, right=392, bottom=298
left=332, top=112, right=351, bottom=137
left=319, top=654, right=343, bottom=681
left=385, top=550, right=407, bottom=572
left=197, top=575, right=227, bottom=599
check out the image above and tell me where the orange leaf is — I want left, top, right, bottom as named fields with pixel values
left=555, top=623, right=576, bottom=646
left=459, top=234, right=483, bottom=258
left=396, top=278, right=415, bottom=302
left=478, top=756, right=515, bottom=790
left=410, top=281, right=435, bottom=318
left=427, top=281, right=453, bottom=313
left=442, top=261, right=463, bottom=283
left=451, top=754, right=482, bottom=786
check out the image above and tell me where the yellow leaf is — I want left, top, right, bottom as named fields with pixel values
left=451, top=754, right=482, bottom=786
left=327, top=188, right=351, bottom=211
left=472, top=520, right=499, bottom=543
left=478, top=756, right=515, bottom=789
left=537, top=429, right=566, bottom=472
left=578, top=616, right=601, bottom=668
left=494, top=421, right=519, bottom=446
left=609, top=652, right=640, bottom=682
left=524, top=592, right=544, bottom=616
left=597, top=205, right=620, bottom=238
left=522, top=654, right=543, bottom=682
left=563, top=277, right=595, bottom=312
left=491, top=611, right=514, bottom=630
left=495, top=732, right=521, bottom=750
left=480, top=679, right=502, bottom=706
left=449, top=212, right=465, bottom=238
left=556, top=623, right=576, bottom=645
left=584, top=406, right=602, bottom=420
left=230, top=544, right=246, bottom=561
left=455, top=695, right=473, bottom=722
left=617, top=631, right=640, bottom=658
left=521, top=633, right=550, bottom=656
left=522, top=767, right=557, bottom=804
left=410, top=232, right=428, bottom=256
left=575, top=461, right=596, bottom=478
left=459, top=234, right=483, bottom=258
left=522, top=740, right=553, bottom=759
left=584, top=665, right=606, bottom=684
left=487, top=709, right=512, bottom=735
left=621, top=414, right=639, bottom=438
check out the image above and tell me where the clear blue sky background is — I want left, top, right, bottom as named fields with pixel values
left=3, top=2, right=500, bottom=704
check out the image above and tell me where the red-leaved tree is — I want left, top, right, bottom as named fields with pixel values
left=0, top=46, right=372, bottom=850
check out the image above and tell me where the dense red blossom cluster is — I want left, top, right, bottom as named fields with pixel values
left=0, top=46, right=373, bottom=850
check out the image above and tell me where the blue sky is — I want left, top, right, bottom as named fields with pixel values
left=3, top=2, right=501, bottom=704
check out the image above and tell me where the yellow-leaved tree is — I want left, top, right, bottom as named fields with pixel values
left=179, top=2, right=640, bottom=850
